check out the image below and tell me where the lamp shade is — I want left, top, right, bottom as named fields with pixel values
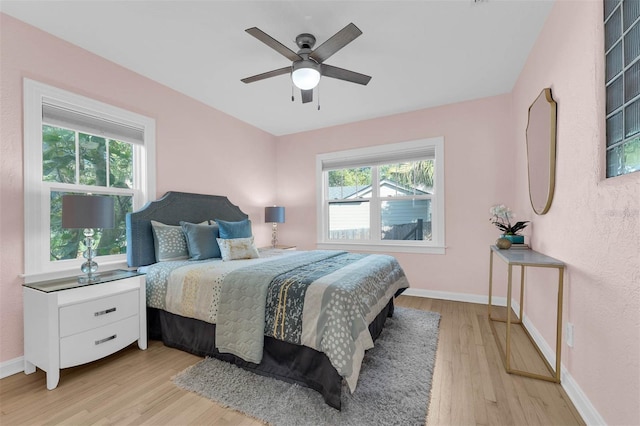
left=62, top=195, right=115, bottom=229
left=291, top=60, right=321, bottom=90
left=265, top=206, right=285, bottom=223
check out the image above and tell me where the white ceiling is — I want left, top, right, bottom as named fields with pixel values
left=1, top=0, right=554, bottom=136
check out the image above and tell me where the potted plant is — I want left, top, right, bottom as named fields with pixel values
left=489, top=204, right=529, bottom=244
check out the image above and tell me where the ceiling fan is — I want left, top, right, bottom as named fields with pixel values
left=241, top=23, right=371, bottom=105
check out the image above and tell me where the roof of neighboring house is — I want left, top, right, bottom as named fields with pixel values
left=328, top=179, right=431, bottom=200
left=328, top=186, right=361, bottom=200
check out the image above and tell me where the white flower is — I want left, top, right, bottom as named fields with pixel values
left=489, top=204, right=529, bottom=235
left=490, top=204, right=513, bottom=221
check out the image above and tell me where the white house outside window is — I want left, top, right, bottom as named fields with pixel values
left=23, top=79, right=156, bottom=279
left=317, top=138, right=445, bottom=254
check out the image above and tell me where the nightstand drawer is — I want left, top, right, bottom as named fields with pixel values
left=60, top=315, right=139, bottom=368
left=59, top=290, right=138, bottom=337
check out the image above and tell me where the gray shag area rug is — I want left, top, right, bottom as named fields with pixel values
left=172, top=307, right=440, bottom=426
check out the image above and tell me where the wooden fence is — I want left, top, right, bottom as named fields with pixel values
left=329, top=220, right=432, bottom=241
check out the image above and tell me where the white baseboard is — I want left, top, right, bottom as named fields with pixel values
left=404, top=290, right=605, bottom=426
left=1, top=356, right=24, bottom=379
left=401, top=287, right=508, bottom=307
left=517, top=305, right=606, bottom=426
left=561, top=369, right=607, bottom=425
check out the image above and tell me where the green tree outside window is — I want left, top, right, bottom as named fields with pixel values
left=43, top=125, right=133, bottom=261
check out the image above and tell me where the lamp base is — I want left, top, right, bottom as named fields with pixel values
left=271, top=223, right=279, bottom=248
left=79, top=228, right=99, bottom=281
left=77, top=273, right=102, bottom=284
left=80, top=260, right=98, bottom=274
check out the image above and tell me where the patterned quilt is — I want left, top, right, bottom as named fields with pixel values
left=141, top=250, right=409, bottom=392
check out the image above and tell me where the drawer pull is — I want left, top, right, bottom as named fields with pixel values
left=95, top=334, right=117, bottom=345
left=94, top=307, right=116, bottom=317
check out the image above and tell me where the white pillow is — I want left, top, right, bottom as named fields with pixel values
left=216, top=236, right=260, bottom=261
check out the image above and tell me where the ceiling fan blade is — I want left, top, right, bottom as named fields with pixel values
left=241, top=67, right=291, bottom=84
left=321, top=64, right=371, bottom=85
left=309, top=23, right=362, bottom=63
left=301, top=89, right=313, bottom=103
left=245, top=27, right=302, bottom=62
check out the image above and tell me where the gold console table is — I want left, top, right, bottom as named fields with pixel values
left=488, top=245, right=565, bottom=383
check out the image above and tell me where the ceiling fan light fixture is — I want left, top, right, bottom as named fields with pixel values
left=242, top=24, right=370, bottom=105
left=291, top=60, right=321, bottom=90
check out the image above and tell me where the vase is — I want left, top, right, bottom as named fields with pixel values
left=502, top=234, right=524, bottom=244
left=496, top=237, right=512, bottom=249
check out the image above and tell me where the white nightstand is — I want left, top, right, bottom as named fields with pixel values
left=23, top=270, right=147, bottom=390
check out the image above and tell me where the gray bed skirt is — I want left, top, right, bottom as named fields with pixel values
left=148, top=296, right=397, bottom=410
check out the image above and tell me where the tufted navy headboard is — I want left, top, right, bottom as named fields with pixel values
left=126, top=191, right=248, bottom=267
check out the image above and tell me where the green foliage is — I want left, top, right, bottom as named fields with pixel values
left=607, top=137, right=640, bottom=177
left=44, top=125, right=133, bottom=261
left=328, top=161, right=434, bottom=197
left=42, top=125, right=75, bottom=183
left=624, top=137, right=640, bottom=173
left=381, top=161, right=434, bottom=191
left=109, top=140, right=133, bottom=189
left=78, top=133, right=107, bottom=186
left=49, top=191, right=82, bottom=260
left=328, top=167, right=371, bottom=187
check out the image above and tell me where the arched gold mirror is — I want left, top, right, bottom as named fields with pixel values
left=526, top=88, right=557, bottom=215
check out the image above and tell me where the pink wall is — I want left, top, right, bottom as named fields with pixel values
left=276, top=2, right=639, bottom=424
left=0, top=14, right=277, bottom=362
left=276, top=94, right=517, bottom=296
left=276, top=3, right=639, bottom=424
left=512, top=1, right=639, bottom=425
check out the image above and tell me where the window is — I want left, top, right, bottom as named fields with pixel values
left=24, top=79, right=156, bottom=277
left=317, top=138, right=445, bottom=254
left=604, top=0, right=640, bottom=177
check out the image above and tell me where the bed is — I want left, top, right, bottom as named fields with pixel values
left=126, top=191, right=409, bottom=409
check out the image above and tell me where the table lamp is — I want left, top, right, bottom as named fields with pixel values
left=265, top=206, right=285, bottom=248
left=62, top=194, right=115, bottom=281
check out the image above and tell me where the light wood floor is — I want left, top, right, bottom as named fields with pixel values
left=0, top=296, right=584, bottom=425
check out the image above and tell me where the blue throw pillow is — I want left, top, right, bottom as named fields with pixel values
left=180, top=221, right=221, bottom=260
left=216, top=218, right=252, bottom=239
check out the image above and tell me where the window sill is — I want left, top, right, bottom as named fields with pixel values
left=316, top=242, right=445, bottom=255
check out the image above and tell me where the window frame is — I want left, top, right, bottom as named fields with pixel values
left=316, top=138, right=445, bottom=254
left=23, top=79, right=156, bottom=279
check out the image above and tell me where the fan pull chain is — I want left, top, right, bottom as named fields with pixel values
left=291, top=84, right=294, bottom=102
left=317, top=85, right=321, bottom=111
